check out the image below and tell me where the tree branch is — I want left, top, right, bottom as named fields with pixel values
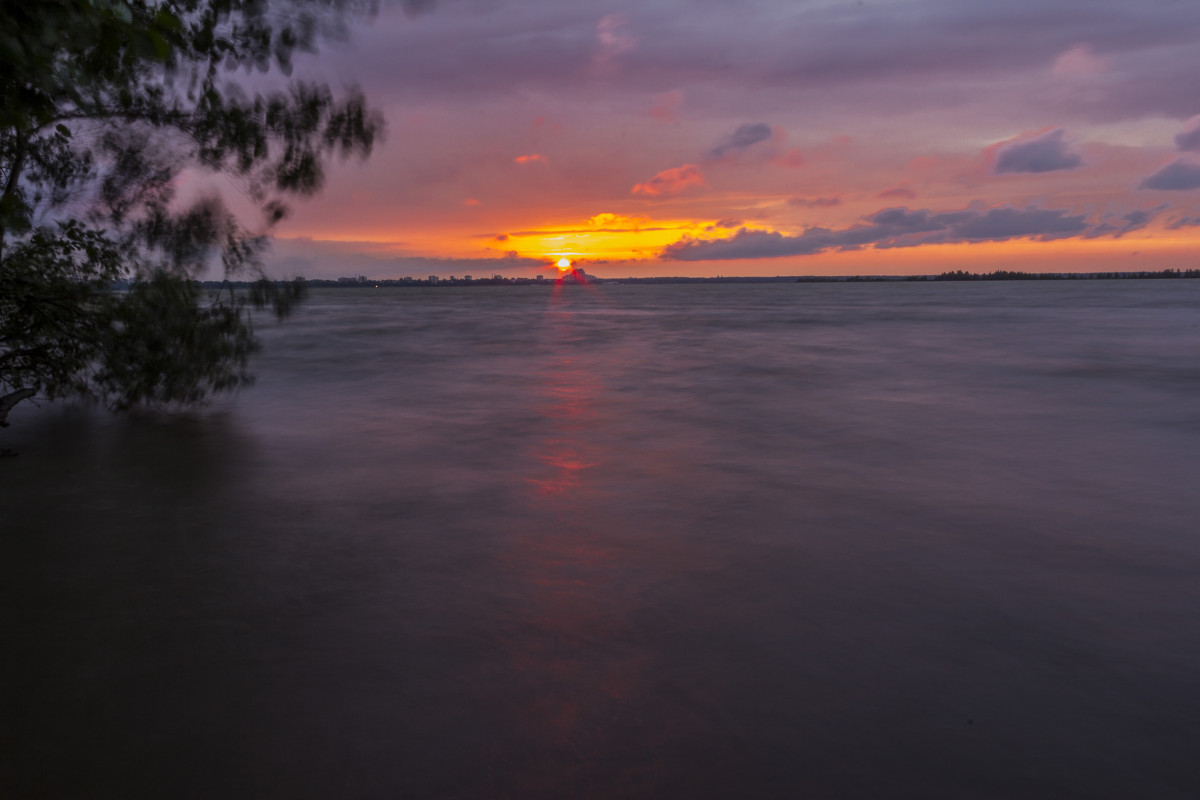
left=0, top=387, right=35, bottom=426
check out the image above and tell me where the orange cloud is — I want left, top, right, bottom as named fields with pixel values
left=631, top=164, right=707, bottom=197
left=494, top=212, right=726, bottom=261
left=515, top=153, right=548, bottom=165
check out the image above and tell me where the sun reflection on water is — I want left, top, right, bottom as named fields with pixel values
left=490, top=285, right=659, bottom=787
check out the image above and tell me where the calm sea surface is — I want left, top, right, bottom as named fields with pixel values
left=3, top=281, right=1200, bottom=798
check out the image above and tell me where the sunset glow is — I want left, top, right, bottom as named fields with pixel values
left=254, top=1, right=1200, bottom=280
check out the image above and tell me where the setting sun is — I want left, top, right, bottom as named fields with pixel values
left=556, top=258, right=572, bottom=270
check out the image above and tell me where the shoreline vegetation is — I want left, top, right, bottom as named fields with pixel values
left=188, top=268, right=1200, bottom=290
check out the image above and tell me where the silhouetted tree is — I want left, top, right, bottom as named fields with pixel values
left=0, top=0, right=382, bottom=424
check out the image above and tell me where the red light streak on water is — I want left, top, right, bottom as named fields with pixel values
left=488, top=284, right=659, bottom=781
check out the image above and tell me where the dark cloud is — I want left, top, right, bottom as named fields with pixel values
left=1175, top=122, right=1200, bottom=151
left=950, top=205, right=1087, bottom=238
left=708, top=123, right=773, bottom=160
left=1167, top=213, right=1200, bottom=229
left=994, top=129, right=1084, bottom=174
left=662, top=203, right=1092, bottom=260
left=1084, top=205, right=1164, bottom=237
left=1139, top=160, right=1200, bottom=190
left=341, top=0, right=1200, bottom=127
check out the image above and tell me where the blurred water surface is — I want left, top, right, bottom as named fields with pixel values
left=3, top=281, right=1200, bottom=798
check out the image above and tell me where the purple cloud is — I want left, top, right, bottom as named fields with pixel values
left=336, top=0, right=1200, bottom=121
left=1167, top=214, right=1200, bottom=229
left=1175, top=122, right=1200, bottom=152
left=950, top=206, right=1087, bottom=238
left=994, top=129, right=1084, bottom=174
left=1139, top=160, right=1200, bottom=190
left=1084, top=206, right=1164, bottom=237
left=707, top=123, right=773, bottom=160
left=662, top=204, right=1092, bottom=261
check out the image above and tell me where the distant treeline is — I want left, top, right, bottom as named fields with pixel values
left=197, top=276, right=555, bottom=289
left=922, top=269, right=1200, bottom=282
left=189, top=269, right=1200, bottom=291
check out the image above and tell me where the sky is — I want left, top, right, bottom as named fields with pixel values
left=250, top=0, right=1200, bottom=278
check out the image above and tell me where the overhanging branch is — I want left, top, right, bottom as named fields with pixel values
left=0, top=387, right=35, bottom=426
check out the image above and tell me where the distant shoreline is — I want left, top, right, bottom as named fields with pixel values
left=199, top=268, right=1200, bottom=289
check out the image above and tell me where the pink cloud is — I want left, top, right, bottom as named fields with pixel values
left=631, top=164, right=707, bottom=197
left=593, top=13, right=636, bottom=75
left=514, top=154, right=548, bottom=165
left=878, top=186, right=917, bottom=199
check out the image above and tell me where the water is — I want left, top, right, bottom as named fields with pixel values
left=3, top=281, right=1200, bottom=798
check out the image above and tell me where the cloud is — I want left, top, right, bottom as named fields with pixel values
left=947, top=206, right=1088, bottom=239
left=788, top=196, right=841, bottom=207
left=1174, top=119, right=1200, bottom=151
left=1167, top=214, right=1200, bottom=229
left=878, top=187, right=917, bottom=199
left=993, top=129, right=1084, bottom=174
left=631, top=164, right=706, bottom=197
left=593, top=13, right=637, bottom=74
left=661, top=203, right=1093, bottom=260
left=707, top=123, right=773, bottom=160
left=514, top=154, right=547, bottom=165
left=1084, top=205, right=1165, bottom=238
left=1139, top=160, right=1200, bottom=190
left=506, top=225, right=676, bottom=236
left=346, top=0, right=1200, bottom=125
